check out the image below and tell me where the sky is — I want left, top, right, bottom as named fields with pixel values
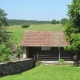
left=0, top=0, right=72, bottom=21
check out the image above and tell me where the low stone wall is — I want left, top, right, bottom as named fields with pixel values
left=0, top=58, right=35, bottom=77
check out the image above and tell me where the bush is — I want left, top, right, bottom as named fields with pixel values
left=58, top=59, right=64, bottom=63
left=0, top=44, right=12, bottom=62
left=16, top=46, right=23, bottom=58
left=35, top=61, right=41, bottom=66
left=22, top=24, right=30, bottom=28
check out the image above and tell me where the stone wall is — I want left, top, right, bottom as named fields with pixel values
left=0, top=58, right=35, bottom=77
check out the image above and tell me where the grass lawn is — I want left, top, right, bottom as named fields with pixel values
left=0, top=65, right=80, bottom=80
left=7, top=24, right=64, bottom=44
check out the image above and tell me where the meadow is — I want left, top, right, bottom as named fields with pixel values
left=0, top=65, right=80, bottom=80
left=7, top=24, right=64, bottom=44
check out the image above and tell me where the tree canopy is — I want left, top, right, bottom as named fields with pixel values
left=51, top=19, right=57, bottom=25
left=0, top=9, right=14, bottom=62
left=0, top=9, right=8, bottom=26
left=64, top=0, right=80, bottom=56
left=60, top=18, right=68, bottom=25
left=7, top=19, right=51, bottom=25
left=0, top=9, right=14, bottom=46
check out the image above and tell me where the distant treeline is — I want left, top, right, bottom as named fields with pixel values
left=7, top=19, right=51, bottom=25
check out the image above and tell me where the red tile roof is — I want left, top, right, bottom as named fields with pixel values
left=20, top=31, right=69, bottom=47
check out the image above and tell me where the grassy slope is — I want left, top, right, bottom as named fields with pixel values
left=7, top=24, right=64, bottom=44
left=0, top=65, right=80, bottom=80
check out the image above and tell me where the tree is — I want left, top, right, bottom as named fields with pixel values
left=60, top=18, right=68, bottom=25
left=0, top=44, right=11, bottom=62
left=0, top=9, right=8, bottom=26
left=51, top=19, right=57, bottom=25
left=0, top=9, right=14, bottom=46
left=64, top=0, right=80, bottom=66
left=22, top=24, right=30, bottom=28
left=56, top=20, right=60, bottom=24
left=7, top=19, right=51, bottom=25
left=0, top=9, right=14, bottom=62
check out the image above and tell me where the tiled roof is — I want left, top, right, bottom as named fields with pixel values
left=20, top=31, right=69, bottom=47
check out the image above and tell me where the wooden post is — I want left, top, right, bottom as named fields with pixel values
left=59, top=47, right=60, bottom=60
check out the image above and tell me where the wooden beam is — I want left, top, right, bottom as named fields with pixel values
left=59, top=47, right=60, bottom=60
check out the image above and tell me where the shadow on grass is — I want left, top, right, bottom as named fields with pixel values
left=71, top=62, right=80, bottom=67
left=71, top=65, right=80, bottom=67
left=7, top=32, right=13, bottom=33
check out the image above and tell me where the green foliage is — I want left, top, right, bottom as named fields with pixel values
left=0, top=9, right=15, bottom=62
left=67, top=0, right=80, bottom=22
left=56, top=20, right=60, bottom=24
left=35, top=61, right=41, bottom=66
left=0, top=9, right=8, bottom=26
left=0, top=44, right=11, bottom=62
left=58, top=59, right=64, bottom=62
left=0, top=9, right=14, bottom=47
left=0, top=27, right=14, bottom=47
left=0, top=9, right=9, bottom=44
left=64, top=0, right=80, bottom=56
left=22, top=24, right=30, bottom=28
left=51, top=19, right=57, bottom=25
left=64, top=33, right=80, bottom=54
left=7, top=19, right=51, bottom=25
left=60, top=18, right=68, bottom=25
left=16, top=46, right=23, bottom=58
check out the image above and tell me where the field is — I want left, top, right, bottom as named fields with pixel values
left=1, top=24, right=80, bottom=80
left=0, top=65, right=80, bottom=80
left=7, top=24, right=64, bottom=44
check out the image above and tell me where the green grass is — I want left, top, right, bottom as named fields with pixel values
left=7, top=24, right=64, bottom=44
left=0, top=65, right=80, bottom=80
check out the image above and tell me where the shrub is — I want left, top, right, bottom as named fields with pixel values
left=16, top=46, right=23, bottom=58
left=0, top=44, right=12, bottom=62
left=58, top=59, right=64, bottom=63
left=22, top=24, right=30, bottom=28
left=35, top=61, right=41, bottom=66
